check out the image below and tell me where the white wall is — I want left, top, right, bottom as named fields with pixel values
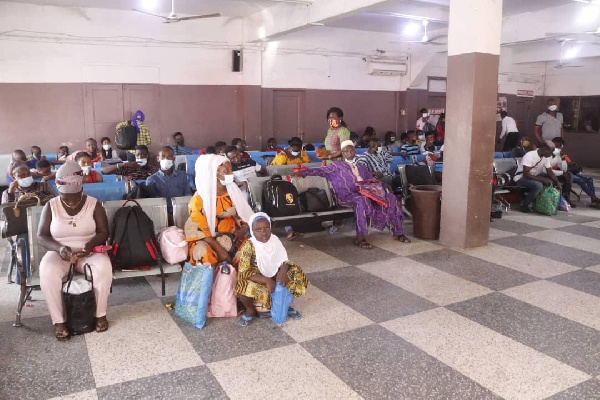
left=545, top=58, right=600, bottom=96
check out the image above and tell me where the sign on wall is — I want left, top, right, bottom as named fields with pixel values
left=517, top=89, right=535, bottom=98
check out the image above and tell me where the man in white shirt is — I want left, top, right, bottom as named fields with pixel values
left=498, top=111, right=519, bottom=152
left=514, top=140, right=561, bottom=213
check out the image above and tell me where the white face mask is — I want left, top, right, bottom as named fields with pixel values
left=18, top=176, right=34, bottom=188
left=422, top=113, right=428, bottom=118
left=552, top=148, right=561, bottom=156
left=81, top=166, right=91, bottom=175
left=136, top=158, right=147, bottom=166
left=290, top=151, right=300, bottom=157
left=160, top=159, right=174, bottom=170
left=219, top=174, right=234, bottom=185
left=102, top=144, right=111, bottom=151
left=548, top=105, right=557, bottom=112
left=377, top=146, right=382, bottom=153
left=344, top=157, right=356, bottom=164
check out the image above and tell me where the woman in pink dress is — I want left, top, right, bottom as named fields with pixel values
left=38, top=161, right=112, bottom=341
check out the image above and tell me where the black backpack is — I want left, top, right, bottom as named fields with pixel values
left=115, top=121, right=138, bottom=150
left=262, top=175, right=301, bottom=217
left=299, top=188, right=330, bottom=212
left=110, top=200, right=160, bottom=269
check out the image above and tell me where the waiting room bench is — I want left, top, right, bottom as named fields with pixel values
left=13, top=197, right=182, bottom=327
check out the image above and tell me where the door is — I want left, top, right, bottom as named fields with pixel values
left=514, top=98, right=533, bottom=135
left=273, top=90, right=305, bottom=143
left=123, top=84, right=160, bottom=148
left=83, top=84, right=124, bottom=142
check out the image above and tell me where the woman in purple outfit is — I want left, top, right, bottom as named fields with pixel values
left=294, top=140, right=410, bottom=249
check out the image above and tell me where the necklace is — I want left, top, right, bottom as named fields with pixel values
left=61, top=195, right=84, bottom=210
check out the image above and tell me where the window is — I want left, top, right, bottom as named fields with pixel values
left=560, top=96, right=600, bottom=132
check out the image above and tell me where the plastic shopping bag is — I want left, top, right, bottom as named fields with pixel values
left=558, top=196, right=572, bottom=212
left=270, top=281, right=294, bottom=324
left=175, top=262, right=213, bottom=328
left=534, top=185, right=560, bottom=216
left=207, top=262, right=238, bottom=318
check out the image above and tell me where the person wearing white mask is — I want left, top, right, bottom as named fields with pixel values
left=75, top=152, right=103, bottom=183
left=146, top=146, right=192, bottom=225
left=101, top=145, right=158, bottom=181
left=548, top=140, right=576, bottom=208
left=294, top=140, right=410, bottom=249
left=270, top=136, right=311, bottom=166
left=185, top=154, right=253, bottom=266
left=534, top=98, right=564, bottom=144
left=100, top=137, right=114, bottom=160
left=1, top=165, right=56, bottom=284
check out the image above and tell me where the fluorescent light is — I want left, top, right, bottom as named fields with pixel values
left=404, top=22, right=420, bottom=36
left=564, top=46, right=579, bottom=59
left=140, top=0, right=158, bottom=10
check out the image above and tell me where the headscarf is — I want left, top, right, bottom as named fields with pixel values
left=55, top=161, right=83, bottom=194
left=194, top=154, right=253, bottom=236
left=248, top=212, right=289, bottom=278
left=132, top=110, right=145, bottom=133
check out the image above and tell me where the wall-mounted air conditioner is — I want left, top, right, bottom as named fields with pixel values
left=368, top=61, right=408, bottom=76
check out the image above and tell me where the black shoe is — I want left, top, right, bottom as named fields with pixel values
left=519, top=204, right=532, bottom=213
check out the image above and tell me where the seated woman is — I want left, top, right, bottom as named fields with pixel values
left=186, top=154, right=254, bottom=266
left=270, top=136, right=311, bottom=166
left=1, top=165, right=56, bottom=284
left=295, top=140, right=410, bottom=249
left=37, top=161, right=112, bottom=340
left=236, top=212, right=308, bottom=327
left=75, top=152, right=103, bottom=183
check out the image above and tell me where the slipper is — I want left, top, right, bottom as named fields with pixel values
left=55, top=324, right=70, bottom=341
left=354, top=238, right=373, bottom=249
left=286, top=231, right=304, bottom=241
left=239, top=314, right=254, bottom=327
left=95, top=316, right=109, bottom=333
left=393, top=235, right=411, bottom=243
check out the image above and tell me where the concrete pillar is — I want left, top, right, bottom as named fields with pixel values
left=439, top=0, right=503, bottom=248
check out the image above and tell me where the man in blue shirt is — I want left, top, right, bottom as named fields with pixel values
left=399, top=131, right=421, bottom=159
left=146, top=146, right=192, bottom=225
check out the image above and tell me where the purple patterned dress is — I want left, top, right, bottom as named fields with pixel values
left=301, top=161, right=405, bottom=237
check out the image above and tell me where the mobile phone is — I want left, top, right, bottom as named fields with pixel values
left=92, top=245, right=112, bottom=253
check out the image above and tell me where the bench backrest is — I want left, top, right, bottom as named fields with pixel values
left=493, top=158, right=518, bottom=175
left=171, top=195, right=193, bottom=229
left=398, top=164, right=436, bottom=196
left=247, top=175, right=336, bottom=212
left=266, top=162, right=322, bottom=177
left=26, top=205, right=45, bottom=283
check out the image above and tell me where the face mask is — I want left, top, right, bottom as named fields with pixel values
left=219, top=174, right=234, bottom=185
left=102, top=144, right=111, bottom=151
left=290, top=151, right=300, bottom=157
left=136, top=158, right=147, bottom=166
left=18, top=176, right=34, bottom=188
left=418, top=134, right=425, bottom=141
left=329, top=118, right=341, bottom=129
left=175, top=140, right=184, bottom=146
left=344, top=157, right=356, bottom=164
left=377, top=146, right=382, bottom=153
left=390, top=138, right=396, bottom=142
left=548, top=105, right=557, bottom=112
left=422, top=113, right=428, bottom=118
left=522, top=141, right=531, bottom=148
left=160, top=159, right=174, bottom=170
left=552, top=148, right=561, bottom=156
left=81, top=166, right=91, bottom=175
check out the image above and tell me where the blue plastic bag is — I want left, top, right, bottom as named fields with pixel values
left=175, top=262, right=213, bottom=329
left=270, top=281, right=294, bottom=324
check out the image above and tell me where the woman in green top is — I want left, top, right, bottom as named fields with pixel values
left=322, top=107, right=351, bottom=161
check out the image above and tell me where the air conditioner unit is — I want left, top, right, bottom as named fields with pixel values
left=368, top=61, right=407, bottom=76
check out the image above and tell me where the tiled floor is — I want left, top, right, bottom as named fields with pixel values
left=3, top=183, right=600, bottom=399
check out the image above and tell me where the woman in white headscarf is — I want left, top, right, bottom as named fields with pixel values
left=235, top=212, right=308, bottom=327
left=186, top=154, right=254, bottom=266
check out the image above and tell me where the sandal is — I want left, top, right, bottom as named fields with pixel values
left=286, top=231, right=304, bottom=241
left=394, top=235, right=412, bottom=243
left=55, top=323, right=70, bottom=341
left=239, top=314, right=254, bottom=327
left=354, top=238, right=373, bottom=249
left=95, top=316, right=109, bottom=333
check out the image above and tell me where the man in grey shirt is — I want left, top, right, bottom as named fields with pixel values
left=534, top=98, right=564, bottom=144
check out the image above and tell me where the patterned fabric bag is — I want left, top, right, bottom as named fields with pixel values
left=175, top=262, right=213, bottom=328
left=534, top=185, right=560, bottom=216
left=355, top=179, right=389, bottom=207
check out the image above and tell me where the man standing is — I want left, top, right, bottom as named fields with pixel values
left=534, top=98, right=564, bottom=145
left=115, top=110, right=151, bottom=155
left=514, top=141, right=561, bottom=213
left=498, top=111, right=520, bottom=152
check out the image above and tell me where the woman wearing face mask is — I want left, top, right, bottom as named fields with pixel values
left=100, top=137, right=114, bottom=161
left=2, top=165, right=56, bottom=284
left=75, top=152, right=103, bottom=183
left=185, top=154, right=254, bottom=266
left=270, top=137, right=310, bottom=166
left=322, top=107, right=351, bottom=161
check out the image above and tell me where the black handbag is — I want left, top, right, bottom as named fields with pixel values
left=62, top=263, right=96, bottom=335
left=1, top=193, right=47, bottom=238
left=299, top=188, right=330, bottom=212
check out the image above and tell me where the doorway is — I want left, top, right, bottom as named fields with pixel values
left=273, top=90, right=305, bottom=143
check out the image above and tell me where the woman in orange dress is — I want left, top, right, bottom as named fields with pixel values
left=185, top=154, right=254, bottom=266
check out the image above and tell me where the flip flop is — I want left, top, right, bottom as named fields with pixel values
left=286, top=231, right=304, bottom=241
left=239, top=314, right=254, bottom=327
left=393, top=235, right=411, bottom=243
left=354, top=239, right=373, bottom=249
left=55, top=324, right=70, bottom=341
left=95, top=316, right=109, bottom=333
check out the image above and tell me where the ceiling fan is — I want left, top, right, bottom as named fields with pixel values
left=554, top=40, right=584, bottom=69
left=391, top=20, right=447, bottom=45
left=133, top=0, right=221, bottom=23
